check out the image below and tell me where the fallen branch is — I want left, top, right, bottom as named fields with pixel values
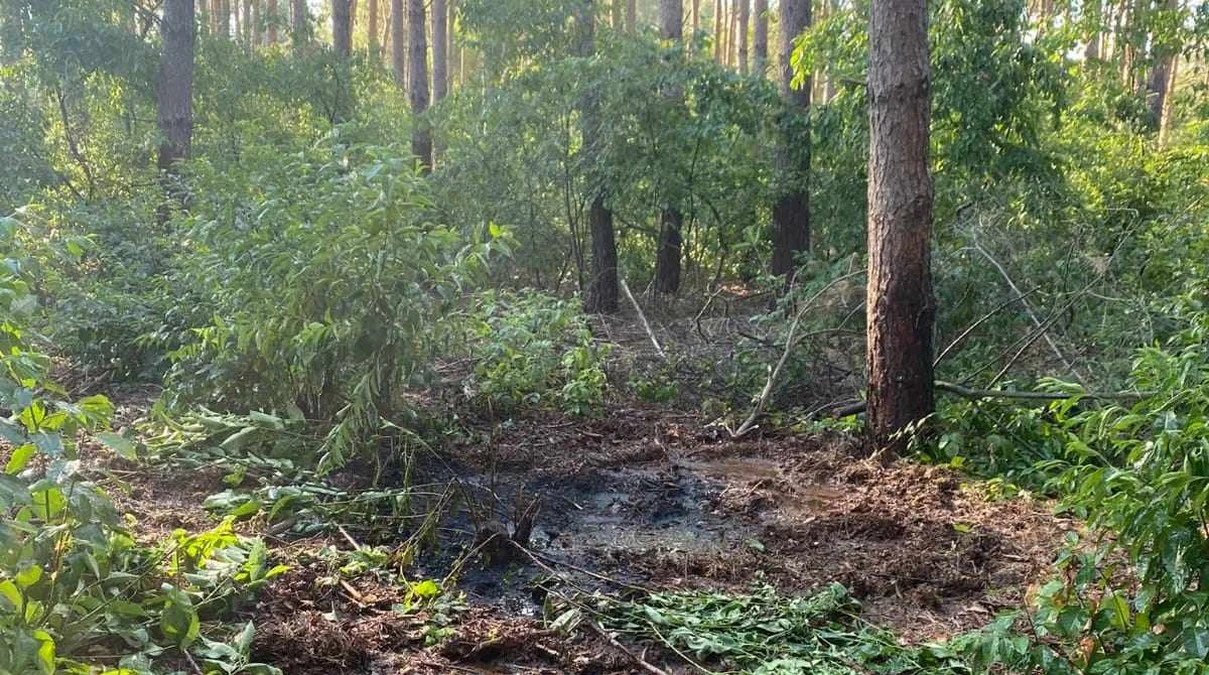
left=813, top=381, right=1152, bottom=419
left=621, top=278, right=667, bottom=361
left=730, top=270, right=866, bottom=438
left=585, top=621, right=673, bottom=675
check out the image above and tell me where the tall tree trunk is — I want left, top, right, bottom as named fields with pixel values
left=713, top=0, right=723, bottom=62
left=433, top=0, right=448, bottom=101
left=578, top=1, right=619, bottom=314
left=220, top=0, right=231, bottom=38
left=368, top=0, right=379, bottom=52
left=251, top=0, right=260, bottom=46
left=267, top=0, right=278, bottom=44
left=157, top=0, right=195, bottom=171
left=1084, top=0, right=1102, bottom=60
left=408, top=0, right=432, bottom=169
left=612, top=0, right=623, bottom=28
left=690, top=0, right=700, bottom=52
left=242, top=0, right=252, bottom=50
left=728, top=0, right=738, bottom=68
left=447, top=0, right=458, bottom=90
left=1158, top=55, right=1178, bottom=145
left=771, top=0, right=809, bottom=279
left=626, top=0, right=636, bottom=31
left=866, top=0, right=936, bottom=459
left=752, top=0, right=767, bottom=76
left=1146, top=0, right=1178, bottom=128
left=737, top=0, right=748, bottom=74
left=391, top=0, right=406, bottom=88
left=291, top=0, right=307, bottom=50
left=332, top=0, right=351, bottom=58
left=655, top=0, right=683, bottom=294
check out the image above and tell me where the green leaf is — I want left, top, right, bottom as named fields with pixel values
left=32, top=630, right=55, bottom=675
left=410, top=579, right=441, bottom=599
left=15, top=563, right=42, bottom=589
left=0, top=579, right=22, bottom=610
left=6, top=443, right=37, bottom=474
left=97, top=432, right=138, bottom=460
left=1184, top=627, right=1209, bottom=659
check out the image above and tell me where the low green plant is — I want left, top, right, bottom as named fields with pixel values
left=462, top=291, right=609, bottom=416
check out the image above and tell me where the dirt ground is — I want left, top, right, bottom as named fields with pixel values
left=95, top=395, right=1076, bottom=675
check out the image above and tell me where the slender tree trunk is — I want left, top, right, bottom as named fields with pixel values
left=578, top=1, right=619, bottom=314
left=1084, top=0, right=1101, bottom=60
left=332, top=0, right=351, bottom=58
left=447, top=0, right=457, bottom=90
left=251, top=0, right=260, bottom=46
left=713, top=0, right=723, bottom=62
left=232, top=0, right=242, bottom=40
left=690, top=0, right=700, bottom=52
left=242, top=0, right=252, bottom=50
left=433, top=0, right=448, bottom=101
left=655, top=0, right=683, bottom=294
left=368, top=0, right=379, bottom=53
left=219, top=0, right=231, bottom=38
left=612, top=0, right=623, bottom=28
left=737, top=0, right=748, bottom=74
left=626, top=0, right=636, bottom=31
left=866, top=0, right=936, bottom=459
left=266, top=0, right=278, bottom=44
left=753, top=0, right=767, bottom=76
left=408, top=0, right=432, bottom=169
left=728, top=0, right=739, bottom=68
left=156, top=0, right=195, bottom=215
left=391, top=0, right=406, bottom=88
left=771, top=0, right=809, bottom=279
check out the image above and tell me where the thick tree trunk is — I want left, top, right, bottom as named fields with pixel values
left=291, top=0, right=307, bottom=50
left=626, top=0, right=636, bottom=31
left=612, top=0, right=623, bottom=28
left=752, top=0, right=767, bottom=76
left=1146, top=0, right=1178, bottom=128
left=866, top=0, right=936, bottom=459
left=267, top=0, right=278, bottom=44
left=368, top=0, right=379, bottom=52
left=332, top=0, right=351, bottom=58
left=771, top=0, right=810, bottom=279
left=157, top=0, right=196, bottom=173
left=408, top=0, right=432, bottom=169
left=391, top=0, right=406, bottom=88
left=655, top=0, right=684, bottom=294
left=433, top=0, right=448, bottom=101
left=1158, top=56, right=1178, bottom=145
left=251, top=0, right=260, bottom=47
left=737, top=0, right=748, bottom=74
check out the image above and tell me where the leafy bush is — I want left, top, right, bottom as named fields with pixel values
left=164, top=138, right=496, bottom=471
left=462, top=291, right=609, bottom=415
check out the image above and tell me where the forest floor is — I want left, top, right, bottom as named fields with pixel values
left=91, top=386, right=1078, bottom=674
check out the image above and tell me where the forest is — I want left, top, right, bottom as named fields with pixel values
left=2, top=0, right=1209, bottom=672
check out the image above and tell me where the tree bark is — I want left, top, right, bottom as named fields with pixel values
left=242, top=0, right=252, bottom=50
left=157, top=0, right=196, bottom=174
left=266, top=0, right=278, bottom=44
left=333, top=0, right=352, bottom=58
left=866, top=0, right=936, bottom=459
left=737, top=0, right=748, bottom=74
left=291, top=0, right=307, bottom=50
left=690, top=0, right=700, bottom=52
left=626, top=0, right=636, bottom=31
left=409, top=0, right=432, bottom=169
left=771, top=0, right=809, bottom=279
left=1158, top=55, right=1178, bottom=145
left=612, top=0, right=623, bottom=28
left=752, top=0, right=767, bottom=76
left=433, top=0, right=448, bottom=101
left=391, top=0, right=407, bottom=88
left=447, top=0, right=457, bottom=90
left=1146, top=0, right=1178, bottom=128
left=219, top=0, right=231, bottom=38
left=251, top=0, right=260, bottom=47
left=368, top=0, right=379, bottom=52
left=713, top=0, right=723, bottom=62
left=578, top=1, right=619, bottom=314
left=655, top=0, right=684, bottom=294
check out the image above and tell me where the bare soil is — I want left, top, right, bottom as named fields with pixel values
left=100, top=401, right=1076, bottom=674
